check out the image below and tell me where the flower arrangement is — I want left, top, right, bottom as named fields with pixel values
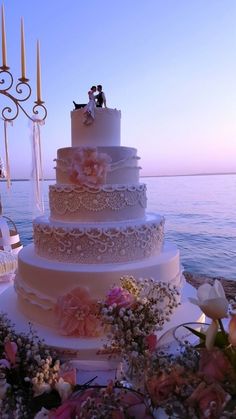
left=0, top=313, right=76, bottom=418
left=3, top=278, right=236, bottom=418
left=144, top=280, right=236, bottom=418
left=68, top=147, right=112, bottom=187
left=99, top=276, right=180, bottom=381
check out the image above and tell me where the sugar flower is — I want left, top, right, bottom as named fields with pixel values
left=68, top=147, right=112, bottom=187
left=54, top=287, right=102, bottom=337
left=189, top=280, right=228, bottom=319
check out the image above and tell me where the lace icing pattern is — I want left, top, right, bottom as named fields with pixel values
left=49, top=184, right=147, bottom=216
left=34, top=219, right=165, bottom=264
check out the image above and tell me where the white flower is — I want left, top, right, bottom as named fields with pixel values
left=34, top=407, right=49, bottom=419
left=189, top=280, right=228, bottom=319
left=55, top=378, right=72, bottom=402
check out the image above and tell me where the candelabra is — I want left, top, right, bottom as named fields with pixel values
left=0, top=67, right=47, bottom=122
left=0, top=5, right=47, bottom=214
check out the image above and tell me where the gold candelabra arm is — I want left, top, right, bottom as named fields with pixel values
left=0, top=68, right=47, bottom=122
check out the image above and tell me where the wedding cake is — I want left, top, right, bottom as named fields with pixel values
left=14, top=107, right=182, bottom=354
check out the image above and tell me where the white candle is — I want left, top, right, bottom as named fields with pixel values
left=1, top=4, right=7, bottom=67
left=20, top=18, right=26, bottom=79
left=36, top=40, right=42, bottom=102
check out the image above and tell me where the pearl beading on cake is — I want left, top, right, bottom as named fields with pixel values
left=33, top=215, right=165, bottom=264
left=49, top=184, right=147, bottom=221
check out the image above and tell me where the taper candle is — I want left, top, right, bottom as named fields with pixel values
left=1, top=4, right=7, bottom=67
left=36, top=40, right=42, bottom=102
left=20, top=18, right=26, bottom=79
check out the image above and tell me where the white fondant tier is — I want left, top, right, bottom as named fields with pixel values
left=0, top=282, right=205, bottom=360
left=71, top=108, right=121, bottom=147
left=14, top=242, right=181, bottom=330
left=49, top=183, right=147, bottom=222
left=55, top=146, right=140, bottom=185
left=33, top=214, right=164, bottom=264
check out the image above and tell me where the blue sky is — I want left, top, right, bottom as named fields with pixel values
left=0, top=0, right=236, bottom=178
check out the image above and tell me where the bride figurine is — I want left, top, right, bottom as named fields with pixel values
left=83, top=86, right=96, bottom=125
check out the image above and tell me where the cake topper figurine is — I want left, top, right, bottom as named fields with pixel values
left=73, top=84, right=107, bottom=120
left=83, top=85, right=97, bottom=125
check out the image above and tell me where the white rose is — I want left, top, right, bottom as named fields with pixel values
left=189, top=280, right=228, bottom=319
left=55, top=378, right=72, bottom=402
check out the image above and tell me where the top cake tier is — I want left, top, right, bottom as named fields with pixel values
left=71, top=108, right=121, bottom=147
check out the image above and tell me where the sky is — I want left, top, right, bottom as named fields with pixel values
left=0, top=0, right=236, bottom=178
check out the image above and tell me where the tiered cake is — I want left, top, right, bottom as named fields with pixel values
left=14, top=107, right=182, bottom=351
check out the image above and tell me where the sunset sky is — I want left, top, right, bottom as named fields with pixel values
left=0, top=0, right=236, bottom=178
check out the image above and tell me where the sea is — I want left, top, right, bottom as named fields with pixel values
left=0, top=174, right=235, bottom=279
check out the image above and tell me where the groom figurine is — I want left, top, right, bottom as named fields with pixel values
left=95, top=85, right=107, bottom=108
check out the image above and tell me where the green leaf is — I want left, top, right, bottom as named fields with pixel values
left=183, top=326, right=206, bottom=340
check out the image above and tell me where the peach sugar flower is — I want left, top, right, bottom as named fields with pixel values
left=54, top=287, right=102, bottom=337
left=69, top=147, right=112, bottom=187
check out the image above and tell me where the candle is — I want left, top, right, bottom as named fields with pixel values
left=20, top=18, right=26, bottom=79
left=36, top=40, right=42, bottom=102
left=1, top=4, right=7, bottom=68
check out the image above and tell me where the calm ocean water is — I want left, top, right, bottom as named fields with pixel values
left=0, top=174, right=235, bottom=279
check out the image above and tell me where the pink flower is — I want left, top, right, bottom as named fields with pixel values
left=54, top=287, right=102, bottom=337
left=4, top=341, right=17, bottom=365
left=145, top=334, right=157, bottom=353
left=228, top=314, right=236, bottom=346
left=146, top=367, right=185, bottom=406
left=120, top=391, right=153, bottom=418
left=68, top=147, right=111, bottom=187
left=59, top=364, right=77, bottom=386
left=199, top=348, right=231, bottom=382
left=187, top=382, right=230, bottom=418
left=146, top=372, right=176, bottom=405
left=105, top=286, right=135, bottom=309
left=49, top=388, right=95, bottom=418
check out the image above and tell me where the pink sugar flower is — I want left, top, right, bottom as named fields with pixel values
left=54, top=287, right=102, bottom=337
left=4, top=341, right=17, bottom=365
left=69, top=147, right=111, bottom=187
left=105, top=286, right=135, bottom=309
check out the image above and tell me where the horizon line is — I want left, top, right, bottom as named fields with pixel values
left=1, top=171, right=235, bottom=181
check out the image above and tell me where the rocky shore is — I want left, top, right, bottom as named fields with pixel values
left=184, top=271, right=236, bottom=300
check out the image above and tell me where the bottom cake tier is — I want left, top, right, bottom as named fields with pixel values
left=15, top=242, right=182, bottom=333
